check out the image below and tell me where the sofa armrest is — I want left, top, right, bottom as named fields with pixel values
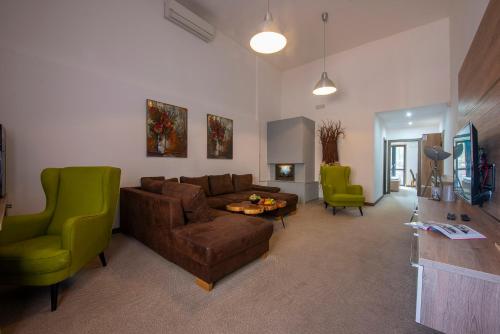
left=250, top=184, right=280, bottom=193
left=346, top=185, right=363, bottom=195
left=0, top=213, right=51, bottom=245
left=120, top=188, right=185, bottom=235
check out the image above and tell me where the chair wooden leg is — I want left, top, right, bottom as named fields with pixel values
left=195, top=278, right=214, bottom=292
left=324, top=201, right=328, bottom=209
left=50, top=283, right=59, bottom=312
left=359, top=207, right=364, bottom=216
left=99, top=252, right=107, bottom=267
left=332, top=207, right=336, bottom=215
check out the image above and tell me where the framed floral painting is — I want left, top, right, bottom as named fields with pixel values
left=146, top=99, right=187, bottom=157
left=207, top=114, right=233, bottom=159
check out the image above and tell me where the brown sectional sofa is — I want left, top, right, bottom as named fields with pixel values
left=120, top=174, right=298, bottom=291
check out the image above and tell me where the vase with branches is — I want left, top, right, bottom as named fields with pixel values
left=318, top=120, right=345, bottom=164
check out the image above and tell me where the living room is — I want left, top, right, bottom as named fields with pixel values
left=1, top=0, right=499, bottom=333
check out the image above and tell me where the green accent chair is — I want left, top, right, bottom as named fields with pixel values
left=0, top=166, right=121, bottom=311
left=320, top=165, right=365, bottom=216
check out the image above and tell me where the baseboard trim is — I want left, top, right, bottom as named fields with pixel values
left=365, top=195, right=384, bottom=206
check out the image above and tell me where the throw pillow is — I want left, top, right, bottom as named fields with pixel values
left=180, top=175, right=210, bottom=196
left=232, top=174, right=253, bottom=192
left=209, top=174, right=234, bottom=195
left=162, top=182, right=211, bottom=224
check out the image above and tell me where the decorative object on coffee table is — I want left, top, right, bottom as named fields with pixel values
left=249, top=193, right=261, bottom=204
left=146, top=99, right=188, bottom=157
left=207, top=114, right=233, bottom=159
left=225, top=199, right=287, bottom=228
left=318, top=120, right=345, bottom=164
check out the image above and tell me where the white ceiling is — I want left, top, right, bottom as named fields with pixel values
left=377, top=103, right=448, bottom=130
left=178, top=0, right=451, bottom=70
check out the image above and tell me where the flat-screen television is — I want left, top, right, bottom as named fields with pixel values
left=453, top=122, right=479, bottom=204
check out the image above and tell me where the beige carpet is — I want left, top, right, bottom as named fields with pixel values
left=0, top=189, right=438, bottom=334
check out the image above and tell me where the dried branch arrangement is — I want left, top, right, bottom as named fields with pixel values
left=318, top=120, right=345, bottom=164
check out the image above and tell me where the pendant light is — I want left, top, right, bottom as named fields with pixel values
left=313, top=12, right=337, bottom=96
left=250, top=0, right=287, bottom=54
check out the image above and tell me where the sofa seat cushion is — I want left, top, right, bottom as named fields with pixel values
left=207, top=196, right=233, bottom=209
left=330, top=194, right=365, bottom=203
left=208, top=208, right=233, bottom=219
left=172, top=215, right=273, bottom=266
left=208, top=174, right=234, bottom=195
left=0, top=236, right=70, bottom=274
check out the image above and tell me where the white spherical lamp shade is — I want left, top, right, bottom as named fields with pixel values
left=313, top=72, right=337, bottom=95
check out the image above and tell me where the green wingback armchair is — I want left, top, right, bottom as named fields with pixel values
left=0, top=166, right=121, bottom=311
left=320, top=165, right=365, bottom=216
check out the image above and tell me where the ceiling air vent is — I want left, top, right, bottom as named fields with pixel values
left=164, top=0, right=215, bottom=42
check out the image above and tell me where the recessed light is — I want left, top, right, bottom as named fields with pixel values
left=406, top=111, right=412, bottom=117
left=408, top=121, right=413, bottom=126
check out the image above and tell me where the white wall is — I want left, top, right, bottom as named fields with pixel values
left=0, top=0, right=282, bottom=215
left=444, top=0, right=490, bottom=176
left=281, top=19, right=450, bottom=202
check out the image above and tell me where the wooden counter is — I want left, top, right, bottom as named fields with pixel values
left=413, top=197, right=500, bottom=334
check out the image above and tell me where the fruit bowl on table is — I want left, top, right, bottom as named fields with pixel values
left=258, top=198, right=278, bottom=211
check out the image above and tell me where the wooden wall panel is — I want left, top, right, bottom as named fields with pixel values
left=459, top=0, right=500, bottom=220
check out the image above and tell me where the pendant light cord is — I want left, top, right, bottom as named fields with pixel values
left=267, top=0, right=270, bottom=13
left=323, top=17, right=326, bottom=72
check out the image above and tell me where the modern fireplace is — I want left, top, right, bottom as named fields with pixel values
left=275, top=164, right=295, bottom=181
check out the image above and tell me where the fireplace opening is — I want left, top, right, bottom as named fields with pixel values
left=275, top=164, right=295, bottom=181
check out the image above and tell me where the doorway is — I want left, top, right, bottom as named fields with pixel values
left=384, top=139, right=421, bottom=195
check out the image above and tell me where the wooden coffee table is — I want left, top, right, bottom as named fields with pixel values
left=226, top=200, right=287, bottom=228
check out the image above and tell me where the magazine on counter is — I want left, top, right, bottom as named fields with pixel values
left=404, top=221, right=486, bottom=240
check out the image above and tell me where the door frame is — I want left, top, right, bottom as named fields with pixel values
left=384, top=138, right=422, bottom=194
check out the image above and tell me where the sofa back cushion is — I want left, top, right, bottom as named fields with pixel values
left=141, top=177, right=178, bottom=194
left=141, top=177, right=165, bottom=194
left=232, top=174, right=253, bottom=192
left=162, top=182, right=210, bottom=223
left=180, top=176, right=210, bottom=196
left=209, top=174, right=234, bottom=195
left=165, top=177, right=179, bottom=183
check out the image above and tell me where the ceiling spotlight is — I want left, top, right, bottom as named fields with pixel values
left=406, top=111, right=412, bottom=117
left=408, top=121, right=413, bottom=126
